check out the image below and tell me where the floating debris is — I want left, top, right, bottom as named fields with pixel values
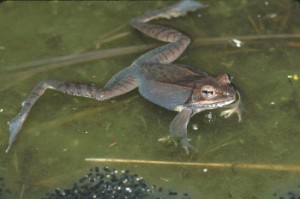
left=204, top=111, right=216, bottom=123
left=42, top=166, right=190, bottom=199
left=192, top=124, right=198, bottom=130
left=287, top=74, right=299, bottom=81
left=229, top=38, right=244, bottom=48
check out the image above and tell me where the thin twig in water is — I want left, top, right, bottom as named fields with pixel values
left=206, top=139, right=241, bottom=153
left=94, top=24, right=128, bottom=48
left=1, top=33, right=299, bottom=92
left=288, top=42, right=300, bottom=48
left=19, top=184, right=25, bottom=199
left=247, top=15, right=261, bottom=34
left=194, top=33, right=300, bottom=45
left=100, top=32, right=131, bottom=45
left=0, top=44, right=155, bottom=92
left=6, top=44, right=156, bottom=71
left=6, top=33, right=300, bottom=71
left=14, top=151, right=19, bottom=174
left=85, top=158, right=300, bottom=172
left=139, top=115, right=147, bottom=130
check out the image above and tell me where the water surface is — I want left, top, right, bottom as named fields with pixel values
left=0, top=1, right=300, bottom=198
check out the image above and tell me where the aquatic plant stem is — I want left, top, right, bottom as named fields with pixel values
left=0, top=44, right=155, bottom=92
left=6, top=33, right=300, bottom=71
left=85, top=158, right=300, bottom=172
left=2, top=33, right=299, bottom=92
left=194, top=33, right=300, bottom=45
left=19, top=184, right=25, bottom=199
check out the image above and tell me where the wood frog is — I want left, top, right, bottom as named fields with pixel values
left=6, top=0, right=243, bottom=154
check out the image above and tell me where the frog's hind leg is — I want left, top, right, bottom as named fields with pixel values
left=130, top=0, right=207, bottom=64
left=6, top=70, right=138, bottom=152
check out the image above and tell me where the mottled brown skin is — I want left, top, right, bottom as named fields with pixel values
left=6, top=0, right=243, bottom=154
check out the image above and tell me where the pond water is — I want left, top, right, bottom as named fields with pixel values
left=0, top=1, right=300, bottom=198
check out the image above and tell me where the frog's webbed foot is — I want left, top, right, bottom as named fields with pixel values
left=158, top=136, right=179, bottom=147
left=153, top=0, right=208, bottom=20
left=6, top=114, right=25, bottom=153
left=133, top=0, right=208, bottom=23
left=180, top=137, right=197, bottom=155
left=130, top=1, right=208, bottom=65
left=220, top=91, right=244, bottom=122
left=168, top=0, right=209, bottom=18
left=159, top=135, right=195, bottom=155
left=169, top=108, right=194, bottom=154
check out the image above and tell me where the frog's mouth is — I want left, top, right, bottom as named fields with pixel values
left=189, top=95, right=236, bottom=112
left=202, top=97, right=236, bottom=109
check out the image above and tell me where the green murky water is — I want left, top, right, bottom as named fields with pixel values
left=0, top=1, right=300, bottom=198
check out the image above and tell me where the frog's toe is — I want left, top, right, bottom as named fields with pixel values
left=180, top=138, right=197, bottom=155
left=220, top=109, right=235, bottom=118
left=158, top=135, right=178, bottom=147
left=182, top=145, right=190, bottom=155
left=236, top=110, right=243, bottom=122
left=220, top=107, right=242, bottom=122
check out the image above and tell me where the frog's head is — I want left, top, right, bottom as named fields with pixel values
left=188, top=74, right=237, bottom=110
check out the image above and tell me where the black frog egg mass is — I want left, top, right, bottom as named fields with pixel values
left=42, top=166, right=190, bottom=199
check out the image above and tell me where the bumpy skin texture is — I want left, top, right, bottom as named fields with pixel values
left=7, top=0, right=242, bottom=154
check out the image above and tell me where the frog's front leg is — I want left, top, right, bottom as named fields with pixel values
left=220, top=91, right=244, bottom=122
left=169, top=108, right=193, bottom=154
left=6, top=69, right=138, bottom=152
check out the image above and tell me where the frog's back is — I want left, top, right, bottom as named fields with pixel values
left=138, top=64, right=207, bottom=110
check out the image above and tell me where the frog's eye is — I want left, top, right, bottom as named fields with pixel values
left=201, top=85, right=215, bottom=99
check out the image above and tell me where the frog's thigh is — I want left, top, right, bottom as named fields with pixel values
left=100, top=67, right=139, bottom=101
left=170, top=108, right=192, bottom=138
